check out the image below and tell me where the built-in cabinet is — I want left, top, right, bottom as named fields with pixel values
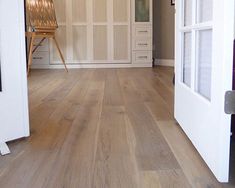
left=32, top=0, right=152, bottom=68
left=132, top=0, right=152, bottom=64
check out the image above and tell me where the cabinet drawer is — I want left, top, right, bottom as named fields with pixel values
left=134, top=27, right=152, bottom=37
left=32, top=52, right=50, bottom=64
left=133, top=38, right=152, bottom=50
left=132, top=51, right=152, bottom=63
left=32, top=39, right=49, bottom=52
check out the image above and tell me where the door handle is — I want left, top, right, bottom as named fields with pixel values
left=225, top=91, right=235, bottom=114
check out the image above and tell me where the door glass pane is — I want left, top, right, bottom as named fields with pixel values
left=196, top=29, right=212, bottom=100
left=72, top=0, right=87, bottom=22
left=184, top=0, right=192, bottom=26
left=182, top=32, right=192, bottom=87
left=197, top=0, right=213, bottom=23
left=135, top=0, right=150, bottom=22
left=93, top=0, right=107, bottom=22
left=113, top=0, right=128, bottom=22
left=73, top=26, right=87, bottom=60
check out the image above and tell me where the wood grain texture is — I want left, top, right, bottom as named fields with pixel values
left=0, top=68, right=233, bottom=188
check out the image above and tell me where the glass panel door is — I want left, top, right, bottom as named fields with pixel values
left=197, top=0, right=213, bottom=23
left=175, top=0, right=235, bottom=182
left=182, top=32, right=192, bottom=87
left=135, top=0, right=150, bottom=22
left=184, top=0, right=192, bottom=26
left=180, top=0, right=213, bottom=100
left=196, top=29, right=213, bottom=100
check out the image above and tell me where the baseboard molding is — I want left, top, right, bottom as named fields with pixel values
left=154, top=59, right=175, bottom=67
left=31, top=63, right=153, bottom=69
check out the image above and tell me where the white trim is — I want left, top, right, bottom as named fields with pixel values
left=31, top=63, right=152, bottom=69
left=155, top=59, right=175, bottom=67
left=19, top=0, right=30, bottom=137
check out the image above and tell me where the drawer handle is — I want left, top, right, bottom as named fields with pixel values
left=138, top=43, right=148, bottom=46
left=33, top=57, right=43, bottom=60
left=138, top=30, right=148, bottom=33
left=138, top=56, right=148, bottom=59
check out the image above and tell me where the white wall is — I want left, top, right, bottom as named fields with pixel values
left=0, top=0, right=29, bottom=143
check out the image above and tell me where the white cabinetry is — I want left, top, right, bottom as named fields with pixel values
left=32, top=39, right=50, bottom=65
left=132, top=0, right=153, bottom=65
left=32, top=0, right=153, bottom=67
left=51, top=0, right=131, bottom=65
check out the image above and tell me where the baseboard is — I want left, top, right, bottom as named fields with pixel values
left=31, top=63, right=153, bottom=69
left=154, top=59, right=175, bottom=67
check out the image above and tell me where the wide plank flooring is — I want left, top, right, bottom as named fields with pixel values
left=0, top=67, right=234, bottom=188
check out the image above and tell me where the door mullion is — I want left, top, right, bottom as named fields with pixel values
left=191, top=0, right=197, bottom=90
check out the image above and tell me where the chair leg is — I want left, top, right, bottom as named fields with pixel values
left=27, top=36, right=35, bottom=75
left=53, top=36, right=68, bottom=72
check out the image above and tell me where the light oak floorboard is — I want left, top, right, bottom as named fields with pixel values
left=0, top=68, right=233, bottom=188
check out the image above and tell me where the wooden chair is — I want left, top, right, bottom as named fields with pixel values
left=26, top=0, right=68, bottom=75
left=26, top=30, right=68, bottom=74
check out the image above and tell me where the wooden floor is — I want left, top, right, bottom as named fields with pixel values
left=0, top=67, right=234, bottom=188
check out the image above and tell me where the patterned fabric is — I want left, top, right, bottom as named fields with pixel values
left=26, top=0, right=58, bottom=31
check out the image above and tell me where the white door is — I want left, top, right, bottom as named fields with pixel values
left=175, top=0, right=235, bottom=182
left=0, top=0, right=29, bottom=151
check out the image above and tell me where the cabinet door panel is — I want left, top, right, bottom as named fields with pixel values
left=93, top=26, right=108, bottom=60
left=93, top=0, right=107, bottom=22
left=52, top=0, right=131, bottom=64
left=113, top=0, right=128, bottom=22
left=72, top=0, right=87, bottom=22
left=53, top=26, right=67, bottom=61
left=54, top=0, right=66, bottom=23
left=114, top=25, right=128, bottom=60
left=73, top=26, right=87, bottom=60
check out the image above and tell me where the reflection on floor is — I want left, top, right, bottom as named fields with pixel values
left=0, top=67, right=234, bottom=187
